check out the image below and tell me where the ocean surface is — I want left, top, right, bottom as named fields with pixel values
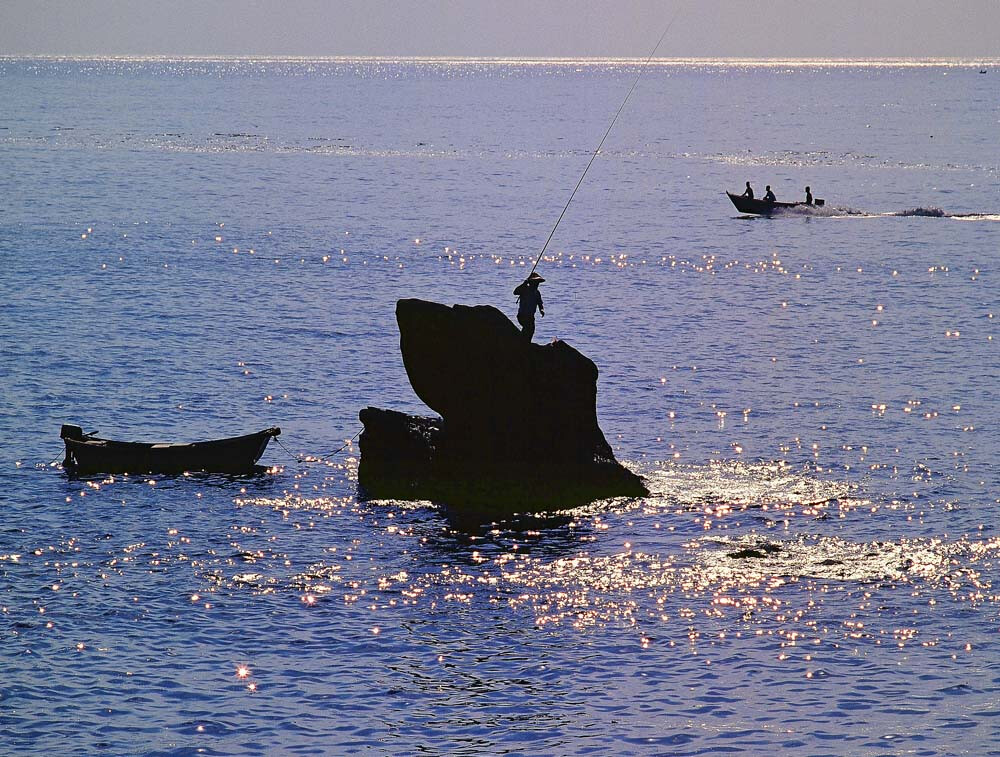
left=2, top=57, right=1000, bottom=755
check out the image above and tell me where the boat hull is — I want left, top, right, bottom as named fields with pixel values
left=61, top=425, right=281, bottom=475
left=727, top=191, right=803, bottom=215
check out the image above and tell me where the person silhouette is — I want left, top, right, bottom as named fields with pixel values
left=741, top=181, right=754, bottom=199
left=513, top=272, right=545, bottom=341
left=805, top=186, right=813, bottom=205
left=763, top=185, right=776, bottom=203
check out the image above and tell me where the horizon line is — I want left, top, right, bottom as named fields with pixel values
left=2, top=54, right=998, bottom=67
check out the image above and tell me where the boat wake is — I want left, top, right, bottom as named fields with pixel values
left=890, top=206, right=947, bottom=217
left=745, top=204, right=1000, bottom=220
left=875, top=207, right=1000, bottom=220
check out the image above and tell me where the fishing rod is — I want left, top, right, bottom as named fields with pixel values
left=528, top=5, right=683, bottom=276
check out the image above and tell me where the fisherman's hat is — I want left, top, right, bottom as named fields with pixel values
left=526, top=272, right=545, bottom=283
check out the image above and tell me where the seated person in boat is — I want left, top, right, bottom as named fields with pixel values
left=741, top=181, right=754, bottom=199
left=763, top=185, right=776, bottom=202
left=805, top=186, right=813, bottom=205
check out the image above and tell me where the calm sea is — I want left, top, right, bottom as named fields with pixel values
left=2, top=57, right=1000, bottom=755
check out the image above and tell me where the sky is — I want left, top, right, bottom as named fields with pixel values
left=1, top=0, right=999, bottom=59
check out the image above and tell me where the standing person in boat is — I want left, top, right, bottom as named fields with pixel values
left=741, top=181, right=754, bottom=199
left=805, top=186, right=813, bottom=205
left=514, top=272, right=545, bottom=341
left=763, top=185, right=776, bottom=203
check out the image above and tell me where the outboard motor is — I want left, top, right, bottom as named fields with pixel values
left=61, top=424, right=85, bottom=441
left=60, top=424, right=86, bottom=471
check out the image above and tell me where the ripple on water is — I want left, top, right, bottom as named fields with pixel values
left=4, top=59, right=1000, bottom=755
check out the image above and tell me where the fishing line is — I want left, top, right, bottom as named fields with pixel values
left=528, top=4, right=683, bottom=276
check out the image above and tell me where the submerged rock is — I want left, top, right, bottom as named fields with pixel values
left=358, top=299, right=647, bottom=510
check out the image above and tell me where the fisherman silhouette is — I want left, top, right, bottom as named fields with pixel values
left=805, top=186, right=813, bottom=205
left=513, top=272, right=545, bottom=341
left=763, top=185, right=776, bottom=203
left=741, top=181, right=754, bottom=199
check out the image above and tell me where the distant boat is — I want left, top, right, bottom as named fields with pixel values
left=61, top=424, right=281, bottom=475
left=727, top=191, right=823, bottom=215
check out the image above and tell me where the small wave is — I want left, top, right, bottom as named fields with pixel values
left=698, top=533, right=957, bottom=583
left=641, top=459, right=860, bottom=512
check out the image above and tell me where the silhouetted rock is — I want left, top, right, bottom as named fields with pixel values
left=727, top=543, right=783, bottom=560
left=358, top=299, right=647, bottom=511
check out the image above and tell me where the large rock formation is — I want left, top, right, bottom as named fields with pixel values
left=358, top=299, right=648, bottom=511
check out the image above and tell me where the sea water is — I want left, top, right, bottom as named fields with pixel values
left=2, top=57, right=999, bottom=755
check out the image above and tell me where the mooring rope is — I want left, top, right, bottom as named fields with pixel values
left=311, top=429, right=362, bottom=461
left=275, top=429, right=363, bottom=465
left=528, top=6, right=683, bottom=277
left=270, top=435, right=301, bottom=465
